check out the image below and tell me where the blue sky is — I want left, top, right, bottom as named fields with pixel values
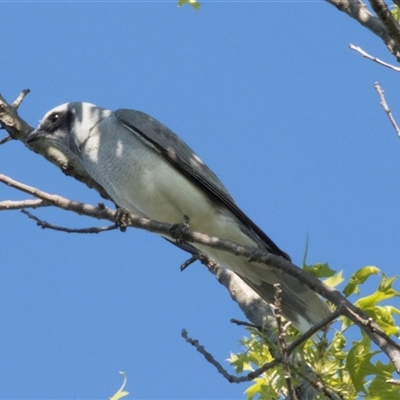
left=1, top=2, right=400, bottom=399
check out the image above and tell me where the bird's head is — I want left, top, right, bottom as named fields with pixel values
left=26, top=102, right=112, bottom=162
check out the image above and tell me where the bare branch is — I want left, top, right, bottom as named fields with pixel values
left=181, top=329, right=251, bottom=383
left=0, top=174, right=115, bottom=221
left=274, top=283, right=298, bottom=400
left=326, top=0, right=400, bottom=61
left=230, top=318, right=261, bottom=330
left=21, top=209, right=118, bottom=234
left=0, top=198, right=49, bottom=210
left=374, top=82, right=400, bottom=137
left=287, top=311, right=340, bottom=354
left=349, top=43, right=400, bottom=71
left=182, top=310, right=342, bottom=392
left=1, top=172, right=399, bottom=370
left=0, top=90, right=33, bottom=140
left=369, top=0, right=400, bottom=42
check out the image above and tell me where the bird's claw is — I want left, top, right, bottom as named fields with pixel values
left=247, top=246, right=264, bottom=263
left=114, top=207, right=132, bottom=232
left=170, top=215, right=190, bottom=244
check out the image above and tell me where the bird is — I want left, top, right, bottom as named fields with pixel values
left=26, top=102, right=331, bottom=333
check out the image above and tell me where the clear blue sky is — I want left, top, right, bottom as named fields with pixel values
left=1, top=2, right=400, bottom=399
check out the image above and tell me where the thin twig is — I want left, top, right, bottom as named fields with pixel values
left=374, top=82, right=400, bottom=138
left=0, top=199, right=49, bottom=210
left=274, top=284, right=298, bottom=400
left=349, top=43, right=400, bottom=71
left=294, top=367, right=341, bottom=400
left=21, top=209, right=118, bottom=234
left=287, top=310, right=340, bottom=354
left=230, top=319, right=261, bottom=330
left=182, top=313, right=341, bottom=384
left=181, top=329, right=246, bottom=383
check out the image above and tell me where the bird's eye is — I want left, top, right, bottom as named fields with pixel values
left=49, top=113, right=59, bottom=125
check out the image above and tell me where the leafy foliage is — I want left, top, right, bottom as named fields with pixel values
left=228, top=265, right=400, bottom=399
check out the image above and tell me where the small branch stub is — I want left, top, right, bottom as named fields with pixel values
left=12, top=89, right=30, bottom=109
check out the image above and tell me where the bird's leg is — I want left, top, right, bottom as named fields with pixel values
left=170, top=214, right=190, bottom=244
left=114, top=207, right=133, bottom=232
left=246, top=245, right=266, bottom=263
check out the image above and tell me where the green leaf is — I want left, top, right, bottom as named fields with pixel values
left=340, top=315, right=354, bottom=331
left=303, top=262, right=336, bottom=278
left=177, top=0, right=201, bottom=10
left=356, top=274, right=400, bottom=311
left=366, top=305, right=400, bottom=336
left=346, top=335, right=380, bottom=393
left=324, top=270, right=345, bottom=287
left=229, top=352, right=253, bottom=374
left=366, top=359, right=400, bottom=399
left=109, top=371, right=129, bottom=400
left=245, top=378, right=273, bottom=400
left=379, top=274, right=399, bottom=293
left=343, top=266, right=380, bottom=297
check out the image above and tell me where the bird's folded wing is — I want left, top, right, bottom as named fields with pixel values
left=115, top=108, right=289, bottom=259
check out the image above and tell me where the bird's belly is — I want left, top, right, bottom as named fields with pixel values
left=115, top=160, right=252, bottom=244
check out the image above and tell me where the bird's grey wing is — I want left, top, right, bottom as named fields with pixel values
left=115, top=109, right=289, bottom=260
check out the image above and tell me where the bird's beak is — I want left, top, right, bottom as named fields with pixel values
left=25, top=129, right=46, bottom=145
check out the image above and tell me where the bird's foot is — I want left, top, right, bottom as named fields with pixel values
left=246, top=246, right=265, bottom=263
left=114, top=207, right=133, bottom=232
left=170, top=215, right=190, bottom=244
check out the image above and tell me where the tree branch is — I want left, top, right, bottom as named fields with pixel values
left=20, top=209, right=119, bottom=234
left=274, top=283, right=298, bottom=400
left=326, top=0, right=400, bottom=61
left=181, top=311, right=341, bottom=400
left=0, top=90, right=33, bottom=140
left=369, top=0, right=400, bottom=43
left=181, top=328, right=289, bottom=384
left=349, top=43, right=400, bottom=71
left=1, top=172, right=399, bottom=373
left=373, top=81, right=400, bottom=137
left=0, top=198, right=49, bottom=210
